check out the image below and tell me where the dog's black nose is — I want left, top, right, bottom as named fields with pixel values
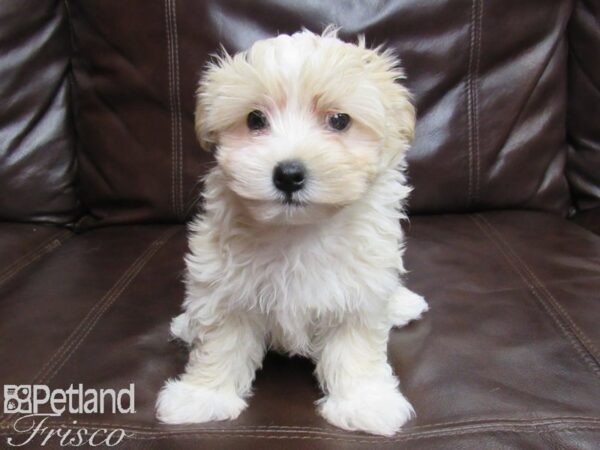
left=273, top=160, right=306, bottom=194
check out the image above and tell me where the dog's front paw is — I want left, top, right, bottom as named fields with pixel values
left=156, top=379, right=247, bottom=424
left=318, top=382, right=414, bottom=436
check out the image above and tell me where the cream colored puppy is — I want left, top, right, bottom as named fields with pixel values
left=156, top=27, right=428, bottom=436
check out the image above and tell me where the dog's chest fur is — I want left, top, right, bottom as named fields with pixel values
left=184, top=168, right=408, bottom=356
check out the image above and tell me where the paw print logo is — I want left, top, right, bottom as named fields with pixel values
left=3, top=385, right=32, bottom=414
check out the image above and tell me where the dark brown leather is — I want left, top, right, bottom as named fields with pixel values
left=67, top=0, right=573, bottom=227
left=1, top=212, right=600, bottom=449
left=573, top=207, right=600, bottom=235
left=567, top=0, right=600, bottom=213
left=3, top=1, right=600, bottom=449
left=0, top=0, right=79, bottom=224
left=0, top=223, right=72, bottom=288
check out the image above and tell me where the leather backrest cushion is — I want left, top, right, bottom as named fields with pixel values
left=68, top=0, right=573, bottom=226
left=0, top=0, right=79, bottom=224
left=567, top=0, right=600, bottom=213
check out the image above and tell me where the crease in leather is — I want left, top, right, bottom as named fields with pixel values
left=164, top=0, right=185, bottom=220
left=6, top=67, right=70, bottom=156
left=569, top=39, right=600, bottom=98
left=69, top=1, right=171, bottom=109
left=471, top=214, right=600, bottom=377
left=0, top=227, right=180, bottom=428
left=465, top=0, right=482, bottom=208
left=564, top=0, right=599, bottom=212
left=491, top=27, right=566, bottom=178
left=0, top=229, right=72, bottom=287
left=1, top=417, right=599, bottom=443
left=63, top=2, right=123, bottom=204
left=71, top=0, right=154, bottom=87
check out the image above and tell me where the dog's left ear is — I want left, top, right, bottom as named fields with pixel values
left=387, top=80, right=416, bottom=147
left=368, top=46, right=416, bottom=150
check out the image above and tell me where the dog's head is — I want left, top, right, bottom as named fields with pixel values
left=196, top=27, right=415, bottom=225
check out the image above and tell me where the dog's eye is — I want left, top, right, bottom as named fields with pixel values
left=247, top=110, right=268, bottom=131
left=327, top=112, right=351, bottom=131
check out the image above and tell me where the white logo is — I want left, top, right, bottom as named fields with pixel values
left=3, top=386, right=32, bottom=414
left=3, top=384, right=135, bottom=447
left=3, top=384, right=135, bottom=415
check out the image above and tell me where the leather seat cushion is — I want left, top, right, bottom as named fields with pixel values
left=1, top=211, right=599, bottom=449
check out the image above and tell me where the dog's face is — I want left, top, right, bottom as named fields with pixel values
left=196, top=29, right=415, bottom=225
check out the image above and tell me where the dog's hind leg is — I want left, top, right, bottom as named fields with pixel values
left=169, top=312, right=196, bottom=345
left=388, top=285, right=429, bottom=328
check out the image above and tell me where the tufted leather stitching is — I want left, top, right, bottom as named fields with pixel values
left=2, top=415, right=600, bottom=433
left=472, top=214, right=600, bottom=377
left=465, top=0, right=482, bottom=208
left=476, top=214, right=600, bottom=369
left=0, top=227, right=180, bottom=428
left=473, top=0, right=482, bottom=204
left=1, top=417, right=599, bottom=441
left=172, top=0, right=184, bottom=221
left=165, top=0, right=184, bottom=220
left=41, top=227, right=180, bottom=386
left=0, top=229, right=72, bottom=287
left=165, top=0, right=177, bottom=219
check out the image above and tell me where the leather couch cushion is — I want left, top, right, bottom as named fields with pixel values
left=567, top=0, right=600, bottom=213
left=68, top=0, right=573, bottom=227
left=0, top=0, right=79, bottom=224
left=1, top=211, right=599, bottom=448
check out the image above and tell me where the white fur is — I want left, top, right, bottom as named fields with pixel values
left=156, top=28, right=427, bottom=436
left=156, top=380, right=247, bottom=423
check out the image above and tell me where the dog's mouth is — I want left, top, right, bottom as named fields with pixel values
left=281, top=196, right=307, bottom=207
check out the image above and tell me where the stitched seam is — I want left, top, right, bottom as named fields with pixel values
left=477, top=214, right=600, bottom=368
left=170, top=0, right=184, bottom=220
left=1, top=416, right=598, bottom=434
left=473, top=0, right=482, bottom=203
left=2, top=422, right=599, bottom=442
left=0, top=230, right=71, bottom=286
left=3, top=417, right=600, bottom=433
left=0, top=228, right=179, bottom=428
left=165, top=0, right=177, bottom=218
left=472, top=215, right=600, bottom=377
left=465, top=0, right=476, bottom=207
left=129, top=426, right=600, bottom=442
left=472, top=215, right=600, bottom=378
left=0, top=230, right=72, bottom=423
left=41, top=227, right=180, bottom=385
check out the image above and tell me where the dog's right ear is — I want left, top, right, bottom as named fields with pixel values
left=194, top=76, right=216, bottom=152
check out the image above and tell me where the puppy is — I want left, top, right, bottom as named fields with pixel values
left=156, top=27, right=428, bottom=436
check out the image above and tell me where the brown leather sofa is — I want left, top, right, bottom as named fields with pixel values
left=1, top=1, right=600, bottom=449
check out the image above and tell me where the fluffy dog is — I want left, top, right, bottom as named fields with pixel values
left=156, top=27, right=428, bottom=436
